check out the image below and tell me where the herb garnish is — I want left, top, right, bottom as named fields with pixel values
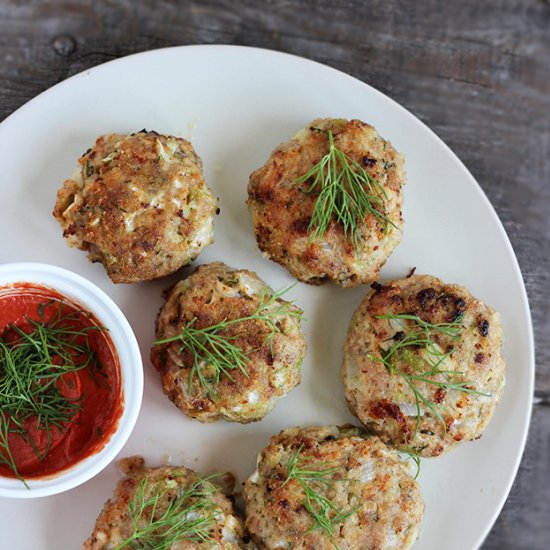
left=84, top=160, right=94, bottom=177
left=0, top=302, right=102, bottom=486
left=398, top=442, right=422, bottom=480
left=154, top=285, right=302, bottom=396
left=115, top=475, right=220, bottom=550
left=370, top=313, right=489, bottom=439
left=295, top=130, right=394, bottom=251
left=282, top=445, right=361, bottom=545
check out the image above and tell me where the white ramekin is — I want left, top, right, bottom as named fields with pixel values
left=0, top=263, right=143, bottom=498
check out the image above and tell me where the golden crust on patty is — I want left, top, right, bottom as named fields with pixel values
left=53, top=131, right=217, bottom=283
left=83, top=456, right=244, bottom=549
left=243, top=425, right=424, bottom=550
left=341, top=275, right=506, bottom=457
left=247, top=118, right=406, bottom=287
left=151, top=262, right=306, bottom=423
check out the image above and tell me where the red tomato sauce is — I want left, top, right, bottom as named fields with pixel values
left=0, top=283, right=123, bottom=479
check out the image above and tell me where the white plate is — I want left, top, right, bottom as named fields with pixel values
left=0, top=45, right=533, bottom=549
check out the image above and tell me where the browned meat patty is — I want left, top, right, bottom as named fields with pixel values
left=151, top=262, right=306, bottom=423
left=83, top=456, right=244, bottom=549
left=247, top=118, right=406, bottom=287
left=53, top=131, right=217, bottom=283
left=243, top=425, right=424, bottom=549
left=342, top=274, right=506, bottom=457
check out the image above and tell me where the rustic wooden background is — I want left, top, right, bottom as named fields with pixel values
left=0, top=1, right=548, bottom=548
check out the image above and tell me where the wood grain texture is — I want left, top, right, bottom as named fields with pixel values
left=0, top=1, right=548, bottom=548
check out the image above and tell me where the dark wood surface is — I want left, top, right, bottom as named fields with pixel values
left=0, top=1, right=548, bottom=548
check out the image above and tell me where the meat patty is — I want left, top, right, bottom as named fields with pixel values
left=83, top=456, right=244, bottom=549
left=151, top=262, right=306, bottom=423
left=243, top=425, right=424, bottom=549
left=247, top=118, right=406, bottom=287
left=53, top=131, right=217, bottom=283
left=341, top=274, right=506, bottom=457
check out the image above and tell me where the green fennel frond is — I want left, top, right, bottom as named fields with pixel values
left=295, top=130, right=395, bottom=252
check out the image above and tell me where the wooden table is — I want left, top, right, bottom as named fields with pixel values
left=0, top=1, right=548, bottom=548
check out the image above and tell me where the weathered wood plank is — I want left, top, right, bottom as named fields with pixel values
left=483, top=404, right=550, bottom=550
left=0, top=1, right=548, bottom=547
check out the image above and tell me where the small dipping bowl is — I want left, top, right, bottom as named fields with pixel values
left=0, top=263, right=143, bottom=498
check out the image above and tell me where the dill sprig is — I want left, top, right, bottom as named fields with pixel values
left=283, top=445, right=361, bottom=545
left=295, top=130, right=395, bottom=251
left=115, top=475, right=220, bottom=550
left=370, top=313, right=490, bottom=439
left=154, top=285, right=302, bottom=396
left=0, top=302, right=103, bottom=486
left=398, top=441, right=422, bottom=480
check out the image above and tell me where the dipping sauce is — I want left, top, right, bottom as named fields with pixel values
left=0, top=283, right=123, bottom=481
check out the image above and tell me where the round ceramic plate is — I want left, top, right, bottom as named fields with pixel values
left=0, top=45, right=533, bottom=549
